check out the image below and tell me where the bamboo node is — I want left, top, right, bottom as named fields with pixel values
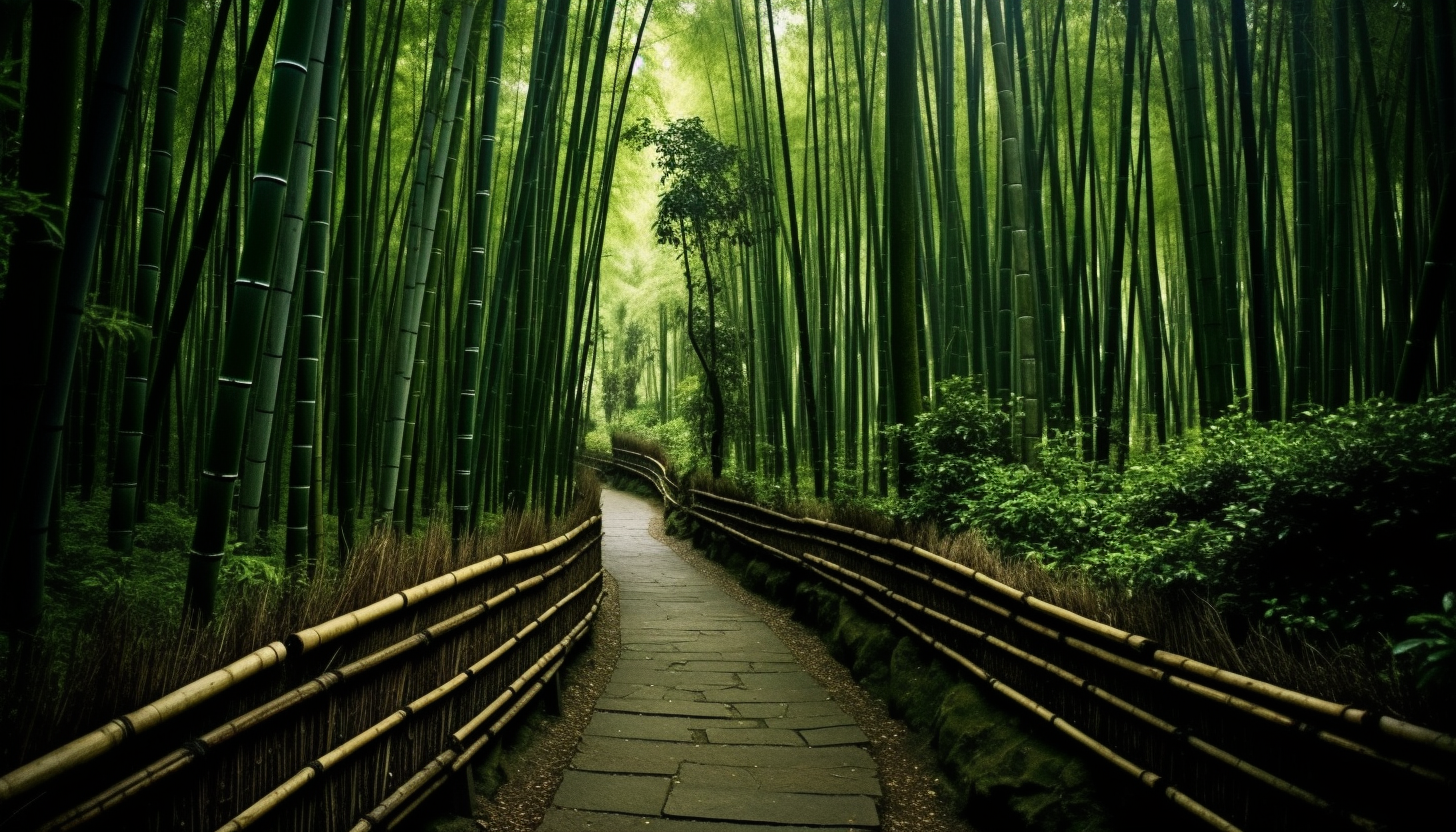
left=112, top=716, right=136, bottom=741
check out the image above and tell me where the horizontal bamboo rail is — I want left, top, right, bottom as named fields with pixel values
left=215, top=573, right=602, bottom=831
left=792, top=542, right=1381, bottom=831
left=0, top=515, right=600, bottom=811
left=349, top=605, right=598, bottom=832
left=0, top=641, right=289, bottom=805
left=286, top=516, right=600, bottom=654
left=686, top=500, right=1446, bottom=784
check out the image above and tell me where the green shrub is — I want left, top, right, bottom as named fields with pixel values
left=48, top=493, right=292, bottom=631
left=901, top=387, right=1456, bottom=637
left=896, top=375, right=1012, bottom=522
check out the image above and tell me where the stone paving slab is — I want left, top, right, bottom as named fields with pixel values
left=705, top=687, right=834, bottom=703
left=666, top=786, right=880, bottom=827
left=802, top=725, right=872, bottom=746
left=545, top=488, right=882, bottom=830
left=785, top=701, right=849, bottom=718
left=667, top=661, right=755, bottom=672
left=732, top=670, right=822, bottom=688
left=728, top=702, right=790, bottom=719
left=586, top=712, right=765, bottom=742
left=775, top=713, right=860, bottom=731
left=572, top=736, right=876, bottom=775
left=703, top=727, right=804, bottom=746
left=610, top=667, right=743, bottom=686
left=595, top=698, right=740, bottom=718
left=553, top=771, right=671, bottom=816
left=676, top=763, right=882, bottom=796
left=538, top=809, right=868, bottom=832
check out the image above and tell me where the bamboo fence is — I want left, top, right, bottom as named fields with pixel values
left=596, top=446, right=1454, bottom=832
left=0, top=516, right=604, bottom=831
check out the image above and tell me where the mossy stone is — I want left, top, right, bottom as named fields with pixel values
left=829, top=599, right=897, bottom=691
left=934, top=684, right=1115, bottom=832
left=793, top=582, right=840, bottom=629
left=888, top=637, right=953, bottom=731
left=761, top=563, right=796, bottom=604
left=744, top=560, right=772, bottom=593
left=414, top=816, right=479, bottom=832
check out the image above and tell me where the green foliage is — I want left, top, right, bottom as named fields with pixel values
left=895, top=376, right=1011, bottom=521
left=594, top=393, right=704, bottom=475
left=79, top=298, right=148, bottom=348
left=622, top=116, right=762, bottom=249
left=50, top=494, right=193, bottom=628
left=601, top=302, right=650, bottom=423
left=900, top=391, right=1456, bottom=637
left=49, top=492, right=289, bottom=632
left=1393, top=592, right=1456, bottom=690
left=0, top=59, right=60, bottom=296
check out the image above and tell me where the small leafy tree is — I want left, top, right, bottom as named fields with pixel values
left=624, top=117, right=760, bottom=477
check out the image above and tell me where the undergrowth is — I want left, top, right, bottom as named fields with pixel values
left=897, top=380, right=1456, bottom=641
left=44, top=492, right=439, bottom=634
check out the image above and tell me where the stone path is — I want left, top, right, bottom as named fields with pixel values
left=539, top=488, right=881, bottom=831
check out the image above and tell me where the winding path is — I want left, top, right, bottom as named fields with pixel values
left=539, top=488, right=882, bottom=831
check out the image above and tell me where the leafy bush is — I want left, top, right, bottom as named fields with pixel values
left=895, top=376, right=1011, bottom=522
left=592, top=391, right=705, bottom=476
left=50, top=495, right=194, bottom=627
left=1393, top=592, right=1456, bottom=689
left=48, top=493, right=291, bottom=631
left=901, top=387, right=1456, bottom=637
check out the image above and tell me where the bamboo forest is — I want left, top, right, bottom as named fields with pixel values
left=1, top=0, right=1454, bottom=829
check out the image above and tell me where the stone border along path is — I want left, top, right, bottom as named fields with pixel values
left=538, top=488, right=882, bottom=831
